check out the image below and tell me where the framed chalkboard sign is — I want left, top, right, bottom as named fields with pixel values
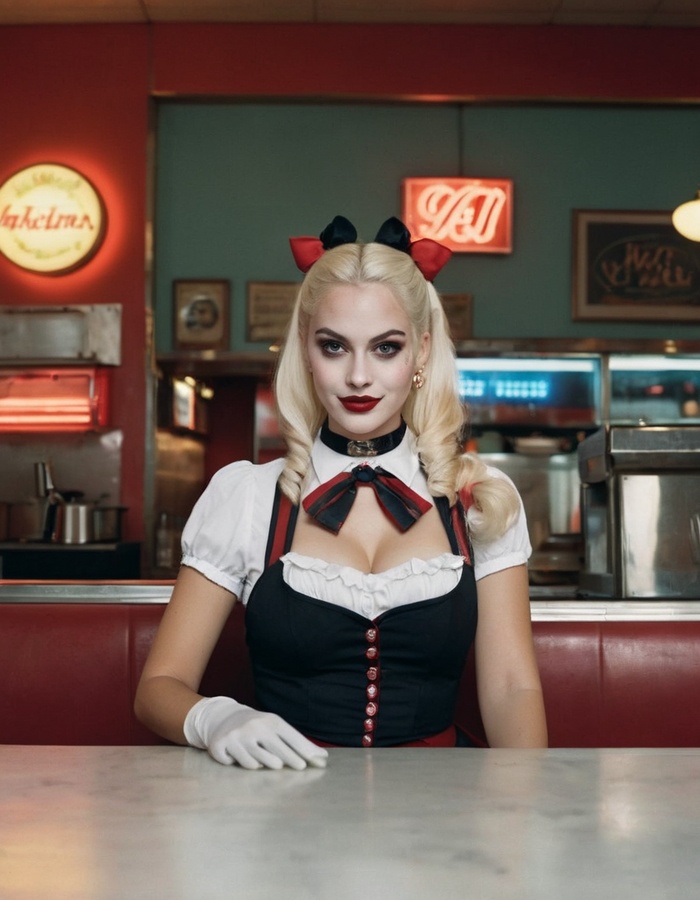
left=572, top=210, right=700, bottom=322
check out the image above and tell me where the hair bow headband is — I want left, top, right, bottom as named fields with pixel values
left=289, top=215, right=451, bottom=281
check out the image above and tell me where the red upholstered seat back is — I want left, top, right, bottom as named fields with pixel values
left=2, top=600, right=700, bottom=747
left=0, top=602, right=255, bottom=746
left=455, top=619, right=700, bottom=748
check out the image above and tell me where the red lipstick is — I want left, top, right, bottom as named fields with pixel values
left=340, top=396, right=380, bottom=413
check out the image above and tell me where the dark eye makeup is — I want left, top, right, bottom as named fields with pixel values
left=319, top=339, right=345, bottom=355
left=374, top=341, right=403, bottom=356
left=313, top=329, right=407, bottom=359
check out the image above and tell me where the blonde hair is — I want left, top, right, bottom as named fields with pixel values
left=273, top=240, right=519, bottom=543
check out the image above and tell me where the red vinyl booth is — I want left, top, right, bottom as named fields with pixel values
left=2, top=597, right=699, bottom=747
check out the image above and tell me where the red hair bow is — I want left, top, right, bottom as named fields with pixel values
left=289, top=236, right=325, bottom=274
left=288, top=215, right=452, bottom=281
left=409, top=238, right=453, bottom=282
left=289, top=215, right=358, bottom=273
left=374, top=216, right=451, bottom=281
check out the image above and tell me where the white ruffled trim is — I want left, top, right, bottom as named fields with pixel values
left=281, top=552, right=464, bottom=618
left=283, top=551, right=463, bottom=585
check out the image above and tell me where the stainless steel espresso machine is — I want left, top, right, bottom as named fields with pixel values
left=578, top=425, right=700, bottom=598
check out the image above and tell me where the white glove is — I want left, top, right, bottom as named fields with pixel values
left=184, top=696, right=329, bottom=771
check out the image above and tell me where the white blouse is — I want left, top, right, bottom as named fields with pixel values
left=181, top=430, right=531, bottom=616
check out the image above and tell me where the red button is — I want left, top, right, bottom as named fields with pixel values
left=364, top=718, right=375, bottom=733
left=362, top=734, right=374, bottom=747
left=366, top=684, right=378, bottom=700
left=366, top=667, right=378, bottom=681
left=365, top=628, right=378, bottom=643
left=365, top=646, right=378, bottom=660
left=365, top=702, right=378, bottom=717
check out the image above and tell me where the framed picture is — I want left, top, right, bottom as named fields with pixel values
left=441, top=293, right=474, bottom=341
left=572, top=210, right=700, bottom=322
left=173, top=280, right=230, bottom=350
left=246, top=281, right=299, bottom=344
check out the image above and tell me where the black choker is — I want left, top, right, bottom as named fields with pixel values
left=320, top=420, right=407, bottom=457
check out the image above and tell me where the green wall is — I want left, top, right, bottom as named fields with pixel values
left=154, top=102, right=700, bottom=351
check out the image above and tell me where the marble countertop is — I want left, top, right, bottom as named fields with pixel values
left=2, top=745, right=699, bottom=899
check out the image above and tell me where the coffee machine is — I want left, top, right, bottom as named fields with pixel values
left=578, top=425, right=700, bottom=598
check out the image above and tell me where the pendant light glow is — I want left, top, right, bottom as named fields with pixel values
left=672, top=190, right=700, bottom=242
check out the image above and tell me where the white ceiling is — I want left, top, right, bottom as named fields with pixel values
left=0, top=0, right=699, bottom=27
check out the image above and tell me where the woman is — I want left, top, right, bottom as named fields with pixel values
left=135, top=215, right=547, bottom=769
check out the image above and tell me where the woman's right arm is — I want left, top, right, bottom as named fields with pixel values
left=135, top=564, right=329, bottom=770
left=134, top=565, right=237, bottom=745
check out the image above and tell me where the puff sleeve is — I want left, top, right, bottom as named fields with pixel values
left=468, top=466, right=532, bottom=582
left=180, top=458, right=285, bottom=603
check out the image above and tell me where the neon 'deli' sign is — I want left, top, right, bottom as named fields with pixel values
left=402, top=177, right=512, bottom=254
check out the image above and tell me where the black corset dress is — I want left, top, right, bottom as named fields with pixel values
left=244, top=490, right=478, bottom=748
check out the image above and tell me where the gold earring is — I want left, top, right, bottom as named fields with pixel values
left=412, top=367, right=425, bottom=390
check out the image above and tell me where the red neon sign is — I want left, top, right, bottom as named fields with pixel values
left=402, top=177, right=513, bottom=254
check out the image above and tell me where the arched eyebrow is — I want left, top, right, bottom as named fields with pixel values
left=314, top=327, right=407, bottom=341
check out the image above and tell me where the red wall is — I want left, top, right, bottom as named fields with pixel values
left=151, top=23, right=700, bottom=102
left=0, top=26, right=150, bottom=541
left=1, top=21, right=697, bottom=547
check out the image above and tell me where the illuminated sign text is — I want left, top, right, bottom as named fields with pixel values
left=402, top=177, right=513, bottom=254
left=0, top=163, right=106, bottom=274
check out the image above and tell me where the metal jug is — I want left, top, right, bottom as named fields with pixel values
left=55, top=502, right=94, bottom=544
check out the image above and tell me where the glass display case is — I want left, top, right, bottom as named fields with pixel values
left=455, top=350, right=700, bottom=593
left=608, top=354, right=700, bottom=425
left=456, top=355, right=601, bottom=434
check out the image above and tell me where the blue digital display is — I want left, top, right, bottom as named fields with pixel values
left=494, top=379, right=549, bottom=401
left=455, top=356, right=601, bottom=428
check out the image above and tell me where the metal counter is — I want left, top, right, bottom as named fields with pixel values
left=0, top=581, right=173, bottom=603
left=2, top=580, right=700, bottom=620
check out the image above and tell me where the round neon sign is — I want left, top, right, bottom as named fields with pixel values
left=0, top=163, right=106, bottom=274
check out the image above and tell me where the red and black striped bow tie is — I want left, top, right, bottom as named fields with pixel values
left=302, top=464, right=432, bottom=534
